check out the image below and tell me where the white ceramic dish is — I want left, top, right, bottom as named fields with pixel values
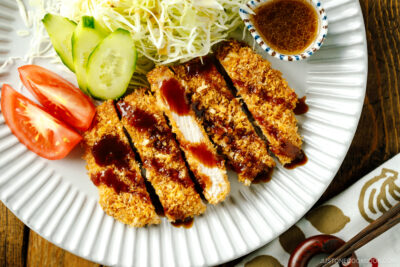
left=0, top=0, right=367, bottom=266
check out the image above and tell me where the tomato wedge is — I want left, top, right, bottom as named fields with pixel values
left=1, top=84, right=82, bottom=160
left=18, top=65, right=96, bottom=131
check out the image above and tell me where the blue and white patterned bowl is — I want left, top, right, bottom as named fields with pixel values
left=239, top=0, right=328, bottom=61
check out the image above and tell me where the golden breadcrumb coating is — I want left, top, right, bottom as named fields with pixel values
left=147, top=66, right=229, bottom=204
left=117, top=89, right=206, bottom=221
left=172, top=59, right=276, bottom=185
left=216, top=40, right=303, bottom=165
left=82, top=100, right=160, bottom=227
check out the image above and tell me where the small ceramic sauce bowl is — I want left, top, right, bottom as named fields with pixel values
left=239, top=0, right=328, bottom=61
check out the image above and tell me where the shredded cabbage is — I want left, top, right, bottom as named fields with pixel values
left=60, top=0, right=246, bottom=64
left=61, top=0, right=247, bottom=86
left=7, top=0, right=246, bottom=88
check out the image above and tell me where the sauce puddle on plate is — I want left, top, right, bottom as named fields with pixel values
left=251, top=0, right=319, bottom=55
left=284, top=150, right=308, bottom=169
left=294, top=96, right=309, bottom=115
left=172, top=217, right=194, bottom=228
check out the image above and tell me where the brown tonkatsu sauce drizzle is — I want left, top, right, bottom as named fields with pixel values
left=91, top=169, right=130, bottom=193
left=255, top=117, right=306, bottom=166
left=92, top=135, right=131, bottom=169
left=294, top=96, right=309, bottom=115
left=229, top=154, right=272, bottom=180
left=187, top=142, right=222, bottom=168
left=251, top=0, right=319, bottom=55
left=231, top=77, right=307, bottom=168
left=279, top=140, right=302, bottom=160
left=117, top=102, right=172, bottom=154
left=91, top=134, right=150, bottom=194
left=117, top=101, right=158, bottom=132
left=252, top=169, right=274, bottom=184
left=160, top=76, right=224, bottom=168
left=117, top=101, right=194, bottom=188
left=172, top=217, right=194, bottom=228
left=91, top=169, right=145, bottom=195
left=185, top=56, right=213, bottom=76
left=160, top=78, right=190, bottom=115
left=144, top=158, right=193, bottom=188
left=233, top=79, right=296, bottom=109
left=284, top=150, right=308, bottom=169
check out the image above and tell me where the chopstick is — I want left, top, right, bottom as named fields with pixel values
left=318, top=202, right=400, bottom=267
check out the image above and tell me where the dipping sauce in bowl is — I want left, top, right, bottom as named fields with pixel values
left=251, top=0, right=319, bottom=55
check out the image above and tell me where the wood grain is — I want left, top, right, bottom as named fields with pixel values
left=0, top=202, right=29, bottom=267
left=1, top=0, right=400, bottom=266
left=318, top=0, right=400, bottom=203
left=27, top=231, right=100, bottom=267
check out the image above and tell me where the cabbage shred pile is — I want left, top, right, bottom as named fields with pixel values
left=60, top=0, right=246, bottom=85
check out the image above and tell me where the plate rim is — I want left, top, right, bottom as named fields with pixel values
left=0, top=0, right=368, bottom=265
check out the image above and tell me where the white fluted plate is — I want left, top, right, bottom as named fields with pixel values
left=0, top=0, right=367, bottom=266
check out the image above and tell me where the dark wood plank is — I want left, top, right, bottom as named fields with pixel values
left=318, top=0, right=400, bottom=203
left=26, top=230, right=100, bottom=267
left=0, top=202, right=29, bottom=267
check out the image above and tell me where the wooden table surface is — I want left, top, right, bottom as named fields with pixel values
left=1, top=0, right=399, bottom=266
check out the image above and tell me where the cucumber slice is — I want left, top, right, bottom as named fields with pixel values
left=86, top=29, right=137, bottom=100
left=42, top=14, right=77, bottom=72
left=72, top=16, right=108, bottom=94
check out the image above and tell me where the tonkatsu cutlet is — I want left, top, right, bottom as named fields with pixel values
left=82, top=100, right=160, bottom=227
left=216, top=40, right=303, bottom=165
left=117, top=89, right=206, bottom=221
left=172, top=58, right=276, bottom=185
left=147, top=66, right=229, bottom=204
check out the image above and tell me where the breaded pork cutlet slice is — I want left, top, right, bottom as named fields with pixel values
left=147, top=66, right=229, bottom=204
left=117, top=89, right=206, bottom=221
left=216, top=40, right=304, bottom=165
left=172, top=59, right=276, bottom=185
left=83, top=100, right=160, bottom=227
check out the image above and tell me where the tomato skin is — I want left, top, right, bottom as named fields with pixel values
left=18, top=65, right=96, bottom=131
left=1, top=84, right=82, bottom=160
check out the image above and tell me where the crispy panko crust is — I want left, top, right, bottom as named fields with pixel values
left=216, top=40, right=303, bottom=165
left=117, top=89, right=206, bottom=221
left=147, top=66, right=229, bottom=204
left=82, top=100, right=160, bottom=227
left=172, top=59, right=276, bottom=185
